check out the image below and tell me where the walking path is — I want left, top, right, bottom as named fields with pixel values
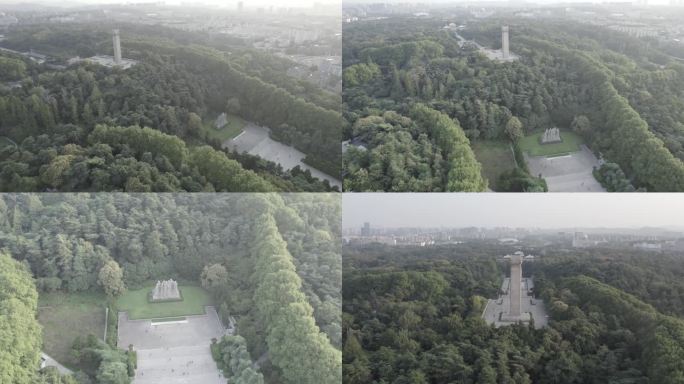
left=41, top=352, right=73, bottom=375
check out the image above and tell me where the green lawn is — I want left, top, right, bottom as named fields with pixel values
left=38, top=291, right=107, bottom=368
left=201, top=113, right=247, bottom=142
left=518, top=130, right=584, bottom=157
left=116, top=285, right=213, bottom=320
left=471, top=140, right=516, bottom=186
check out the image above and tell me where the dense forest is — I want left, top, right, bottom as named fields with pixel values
left=342, top=16, right=684, bottom=191
left=0, top=23, right=341, bottom=192
left=0, top=193, right=341, bottom=384
left=342, top=243, right=684, bottom=383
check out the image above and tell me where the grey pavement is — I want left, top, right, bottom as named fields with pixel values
left=118, top=306, right=226, bottom=384
left=134, top=345, right=224, bottom=384
left=482, top=278, right=549, bottom=329
left=41, top=352, right=73, bottom=375
left=225, top=123, right=341, bottom=188
left=525, top=145, right=605, bottom=192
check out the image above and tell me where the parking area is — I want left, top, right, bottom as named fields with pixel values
left=118, top=306, right=226, bottom=384
left=525, top=145, right=605, bottom=192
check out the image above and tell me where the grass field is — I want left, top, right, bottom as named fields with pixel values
left=116, top=285, right=213, bottom=320
left=37, top=292, right=107, bottom=368
left=471, top=140, right=516, bottom=186
left=201, top=113, right=247, bottom=142
left=518, top=130, right=584, bottom=157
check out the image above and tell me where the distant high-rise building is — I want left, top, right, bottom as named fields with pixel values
left=238, top=1, right=243, bottom=11
left=361, top=222, right=371, bottom=237
left=112, top=29, right=122, bottom=65
left=501, top=25, right=510, bottom=59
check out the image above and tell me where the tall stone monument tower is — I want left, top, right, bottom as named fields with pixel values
left=482, top=252, right=546, bottom=328
left=501, top=25, right=510, bottom=59
left=508, top=253, right=522, bottom=317
left=500, top=252, right=531, bottom=323
left=112, top=29, right=122, bottom=65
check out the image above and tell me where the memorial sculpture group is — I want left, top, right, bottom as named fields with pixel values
left=541, top=127, right=562, bottom=144
left=151, top=279, right=181, bottom=301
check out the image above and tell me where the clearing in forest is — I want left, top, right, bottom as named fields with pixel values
left=116, top=285, right=213, bottom=320
left=518, top=130, right=584, bottom=157
left=471, top=140, right=516, bottom=187
left=202, top=113, right=247, bottom=142
left=37, top=292, right=107, bottom=368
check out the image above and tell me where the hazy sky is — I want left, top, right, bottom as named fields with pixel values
left=344, top=0, right=671, bottom=4
left=0, top=0, right=338, bottom=6
left=343, top=193, right=684, bottom=229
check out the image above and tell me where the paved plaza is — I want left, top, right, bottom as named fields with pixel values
left=118, top=306, right=226, bottom=384
left=482, top=277, right=549, bottom=329
left=225, top=123, right=341, bottom=188
left=525, top=145, right=605, bottom=192
left=134, top=345, right=223, bottom=384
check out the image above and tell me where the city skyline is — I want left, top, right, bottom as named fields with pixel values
left=343, top=193, right=684, bottom=229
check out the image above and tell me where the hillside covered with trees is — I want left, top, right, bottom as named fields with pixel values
left=0, top=193, right=341, bottom=384
left=0, top=23, right=341, bottom=192
left=342, top=243, right=684, bottom=383
left=342, top=16, right=684, bottom=191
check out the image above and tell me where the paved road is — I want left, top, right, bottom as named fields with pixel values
left=225, top=123, right=341, bottom=189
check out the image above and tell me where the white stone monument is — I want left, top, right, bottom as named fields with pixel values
left=500, top=253, right=531, bottom=323
left=540, top=127, right=562, bottom=144
left=501, top=26, right=510, bottom=59
left=151, top=279, right=181, bottom=301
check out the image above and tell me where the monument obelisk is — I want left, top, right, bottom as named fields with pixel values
left=509, top=253, right=522, bottom=317
left=501, top=25, right=510, bottom=59
left=112, top=29, right=122, bottom=65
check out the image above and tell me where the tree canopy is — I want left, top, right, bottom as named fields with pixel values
left=0, top=23, right=340, bottom=192
left=0, top=252, right=42, bottom=384
left=343, top=16, right=684, bottom=191
left=343, top=243, right=684, bottom=383
left=0, top=193, right=341, bottom=384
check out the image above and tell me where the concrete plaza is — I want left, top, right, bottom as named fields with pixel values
left=482, top=277, right=549, bottom=329
left=118, top=306, right=226, bottom=384
left=225, top=123, right=341, bottom=188
left=525, top=145, right=605, bottom=192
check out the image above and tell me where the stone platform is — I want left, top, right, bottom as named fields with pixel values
left=482, top=278, right=548, bottom=329
left=118, top=306, right=226, bottom=384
